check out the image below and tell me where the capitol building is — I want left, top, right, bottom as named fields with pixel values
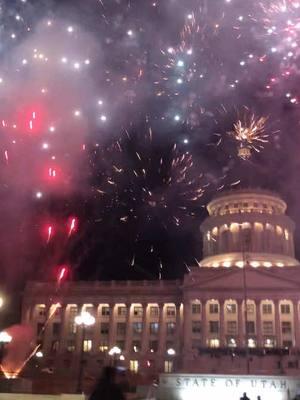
left=22, top=189, right=300, bottom=387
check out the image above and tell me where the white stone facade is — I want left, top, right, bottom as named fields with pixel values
left=22, top=190, right=300, bottom=377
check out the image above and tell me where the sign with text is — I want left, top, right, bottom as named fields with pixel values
left=159, top=374, right=300, bottom=400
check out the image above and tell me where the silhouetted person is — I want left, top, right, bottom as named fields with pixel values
left=89, top=366, right=126, bottom=400
left=257, top=396, right=261, bottom=400
left=240, top=393, right=250, bottom=400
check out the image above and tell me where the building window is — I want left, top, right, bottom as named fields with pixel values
left=209, top=321, right=219, bottom=334
left=263, top=321, right=273, bottom=335
left=246, top=304, right=255, bottom=314
left=116, top=340, right=125, bottom=351
left=132, top=322, right=143, bottom=334
left=37, top=305, right=46, bottom=317
left=246, top=321, right=255, bottom=334
left=281, top=304, right=291, bottom=314
left=149, top=340, right=158, bottom=353
left=248, top=338, right=256, bottom=348
left=129, top=360, right=139, bottom=373
left=166, top=306, right=176, bottom=317
left=100, top=323, right=109, bottom=335
left=51, top=340, right=59, bottom=354
left=150, top=306, right=159, bottom=317
left=132, top=340, right=141, bottom=353
left=209, top=304, right=219, bottom=314
left=192, top=304, right=201, bottom=314
left=192, top=321, right=201, bottom=334
left=150, top=322, right=159, bottom=335
left=192, top=339, right=202, bottom=350
left=52, top=322, right=61, bottom=336
left=166, top=323, right=176, bottom=335
left=67, top=340, right=75, bottom=352
left=118, top=306, right=127, bottom=316
left=117, top=323, right=126, bottom=335
left=133, top=307, right=143, bottom=317
left=264, top=338, right=275, bottom=348
left=99, top=341, right=108, bottom=352
left=227, top=321, right=237, bottom=335
left=83, top=340, right=92, bottom=352
left=282, top=321, right=292, bottom=334
left=262, top=303, right=272, bottom=314
left=68, top=307, right=78, bottom=334
left=283, top=340, right=293, bottom=348
left=228, top=338, right=237, bottom=348
left=209, top=339, right=220, bottom=348
left=164, top=360, right=173, bottom=373
left=226, top=304, right=237, bottom=314
left=101, top=306, right=110, bottom=316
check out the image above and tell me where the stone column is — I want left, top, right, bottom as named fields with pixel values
left=219, top=300, right=225, bottom=347
left=274, top=300, right=281, bottom=348
left=75, top=304, right=84, bottom=352
left=158, top=303, right=165, bottom=355
left=175, top=303, right=182, bottom=354
left=141, top=303, right=149, bottom=354
left=109, top=303, right=116, bottom=349
left=93, top=305, right=101, bottom=354
left=183, top=301, right=191, bottom=352
left=59, top=304, right=68, bottom=354
left=125, top=303, right=132, bottom=355
left=202, top=300, right=207, bottom=347
left=255, top=300, right=262, bottom=348
left=293, top=300, right=300, bottom=348
left=238, top=299, right=244, bottom=347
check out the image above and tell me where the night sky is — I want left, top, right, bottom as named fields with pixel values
left=0, top=0, right=300, bottom=289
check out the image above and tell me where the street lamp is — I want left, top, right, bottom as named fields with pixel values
left=108, top=346, right=121, bottom=366
left=167, top=348, right=176, bottom=356
left=166, top=348, right=176, bottom=373
left=75, top=311, right=95, bottom=393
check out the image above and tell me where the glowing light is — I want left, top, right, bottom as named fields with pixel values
left=84, top=59, right=90, bottom=65
left=75, top=311, right=95, bottom=327
left=61, top=57, right=68, bottom=63
left=174, top=115, right=181, bottom=121
left=177, top=60, right=184, bottom=67
left=42, top=143, right=49, bottom=149
left=22, top=59, right=28, bottom=65
left=74, top=110, right=81, bottom=117
left=167, top=47, right=174, bottom=54
left=36, top=351, right=43, bottom=358
left=68, top=217, right=78, bottom=236
left=67, top=26, right=74, bottom=33
left=49, top=126, right=55, bottom=132
left=74, top=62, right=81, bottom=70
left=100, top=115, right=107, bottom=122
left=183, top=138, right=189, bottom=144
left=98, top=99, right=103, bottom=105
left=127, top=30, right=133, bottom=36
left=177, top=78, right=183, bottom=84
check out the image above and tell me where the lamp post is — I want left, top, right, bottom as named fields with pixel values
left=75, top=311, right=95, bottom=393
left=108, top=346, right=121, bottom=367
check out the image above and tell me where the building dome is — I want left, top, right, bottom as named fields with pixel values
left=200, top=189, right=298, bottom=268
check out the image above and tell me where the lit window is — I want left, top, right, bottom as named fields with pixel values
left=133, top=307, right=143, bottom=317
left=228, top=338, right=236, bottom=347
left=226, top=303, right=236, bottom=314
left=262, top=303, right=272, bottom=314
left=83, top=339, right=92, bottom=352
left=149, top=340, right=158, bottom=352
left=276, top=226, right=283, bottom=235
left=132, top=340, right=141, bottom=352
left=132, top=322, right=143, bottom=334
left=166, top=322, right=176, bottom=335
left=37, top=305, right=46, bottom=317
left=284, top=230, right=289, bottom=240
left=209, top=303, right=219, bottom=314
left=246, top=304, right=255, bottom=313
left=130, top=360, right=139, bottom=373
left=264, top=338, right=275, bottom=348
left=67, top=340, right=75, bottom=352
left=164, top=360, right=173, bottom=373
left=192, top=304, right=201, bottom=314
left=209, top=339, right=219, bottom=348
left=51, top=340, right=59, bottom=353
left=101, top=306, right=110, bottom=316
left=283, top=340, right=292, bottom=348
left=281, top=304, right=291, bottom=314
left=118, top=306, right=127, bottom=316
left=166, top=306, right=176, bottom=317
left=150, top=306, right=159, bottom=317
left=248, top=338, right=256, bottom=348
left=150, top=322, right=159, bottom=335
left=99, top=341, right=108, bottom=352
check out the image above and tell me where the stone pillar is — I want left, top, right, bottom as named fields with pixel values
left=293, top=300, right=300, bottom=348
left=219, top=300, right=225, bottom=347
left=109, top=303, right=116, bottom=349
left=141, top=303, right=149, bottom=354
left=202, top=300, right=207, bottom=347
left=183, top=301, right=191, bottom=352
left=238, top=299, right=244, bottom=347
left=93, top=305, right=101, bottom=354
left=274, top=300, right=281, bottom=348
left=255, top=300, right=262, bottom=348
left=75, top=304, right=84, bottom=352
left=175, top=303, right=182, bottom=354
left=125, top=303, right=132, bottom=355
left=59, top=304, right=68, bottom=354
left=158, top=303, right=165, bottom=355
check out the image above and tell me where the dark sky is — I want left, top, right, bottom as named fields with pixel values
left=0, top=0, right=300, bottom=288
